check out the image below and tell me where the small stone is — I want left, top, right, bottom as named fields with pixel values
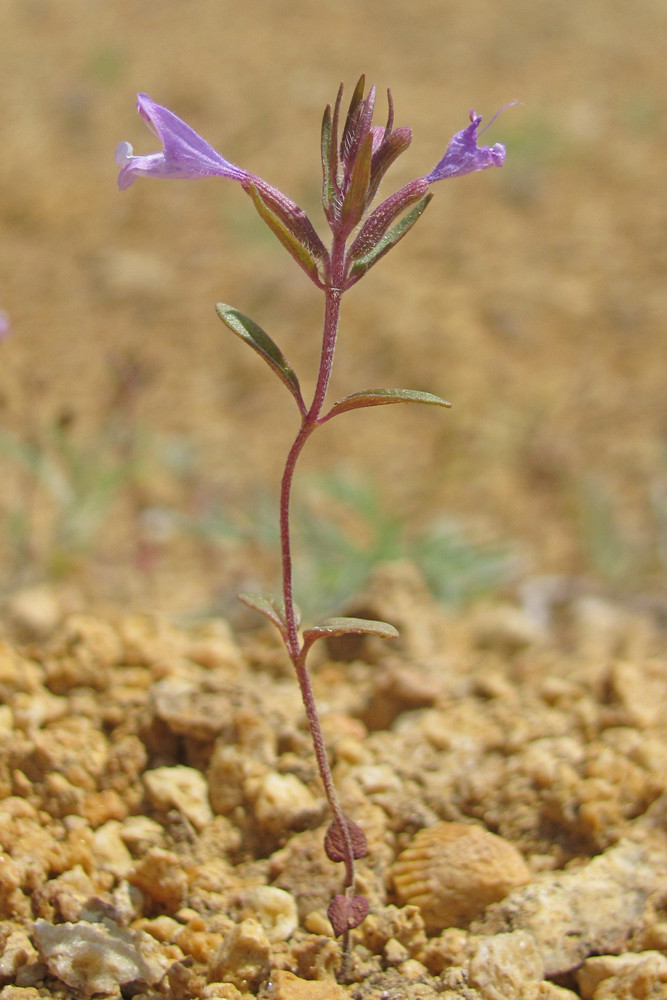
left=33, top=917, right=171, bottom=995
left=384, top=936, right=410, bottom=965
left=0, top=989, right=44, bottom=1000
left=577, top=950, right=667, bottom=1000
left=143, top=764, right=213, bottom=830
left=4, top=585, right=74, bottom=642
left=201, top=985, right=245, bottom=1000
left=129, top=847, right=188, bottom=911
left=91, top=821, right=133, bottom=878
left=267, top=970, right=349, bottom=1000
left=0, top=927, right=37, bottom=980
left=151, top=677, right=237, bottom=740
left=208, top=919, right=270, bottom=992
left=119, top=815, right=166, bottom=855
left=467, top=931, right=544, bottom=1000
left=471, top=603, right=546, bottom=653
left=241, top=886, right=298, bottom=942
left=249, top=771, right=323, bottom=836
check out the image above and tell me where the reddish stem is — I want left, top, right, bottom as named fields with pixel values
left=278, top=235, right=360, bottom=899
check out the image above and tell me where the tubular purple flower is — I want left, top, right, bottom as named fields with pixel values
left=115, top=94, right=248, bottom=190
left=425, top=109, right=506, bottom=183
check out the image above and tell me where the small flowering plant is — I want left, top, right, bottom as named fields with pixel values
left=117, top=77, right=507, bottom=955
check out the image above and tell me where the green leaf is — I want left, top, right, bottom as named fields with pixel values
left=238, top=592, right=301, bottom=633
left=216, top=304, right=305, bottom=413
left=320, top=387, right=451, bottom=423
left=302, top=616, right=398, bottom=655
left=347, top=193, right=433, bottom=282
left=245, top=182, right=326, bottom=286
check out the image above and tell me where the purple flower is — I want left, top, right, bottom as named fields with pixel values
left=425, top=109, right=506, bottom=183
left=115, top=94, right=248, bottom=190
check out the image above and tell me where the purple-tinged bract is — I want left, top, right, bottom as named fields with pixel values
left=425, top=109, right=506, bottom=183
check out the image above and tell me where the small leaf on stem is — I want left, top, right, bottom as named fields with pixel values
left=325, top=817, right=368, bottom=862
left=320, top=387, right=451, bottom=423
left=216, top=305, right=306, bottom=413
left=328, top=894, right=369, bottom=936
left=238, top=592, right=302, bottom=634
left=301, top=616, right=398, bottom=657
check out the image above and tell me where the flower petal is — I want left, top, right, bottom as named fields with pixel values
left=116, top=94, right=248, bottom=190
left=425, top=109, right=506, bottom=183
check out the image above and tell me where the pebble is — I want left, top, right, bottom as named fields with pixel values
left=249, top=771, right=324, bottom=837
left=267, top=970, right=349, bottom=1000
left=129, top=847, right=188, bottom=911
left=577, top=950, right=667, bottom=999
left=208, top=919, right=271, bottom=992
left=143, top=764, right=213, bottom=830
left=33, top=918, right=171, bottom=995
left=390, top=822, right=531, bottom=932
left=0, top=927, right=37, bottom=980
left=241, top=886, right=298, bottom=942
left=90, top=820, right=133, bottom=878
left=467, top=931, right=544, bottom=1000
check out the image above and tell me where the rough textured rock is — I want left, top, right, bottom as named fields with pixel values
left=467, top=932, right=544, bottom=1000
left=472, top=836, right=667, bottom=976
left=576, top=951, right=667, bottom=999
left=143, top=764, right=213, bottom=830
left=33, top=918, right=172, bottom=996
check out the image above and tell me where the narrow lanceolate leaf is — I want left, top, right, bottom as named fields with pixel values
left=320, top=387, right=451, bottom=423
left=301, top=616, right=399, bottom=655
left=238, top=592, right=302, bottom=634
left=346, top=193, right=433, bottom=284
left=245, top=181, right=327, bottom=287
left=216, top=305, right=306, bottom=413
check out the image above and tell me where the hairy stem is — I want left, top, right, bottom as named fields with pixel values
left=278, top=236, right=360, bottom=902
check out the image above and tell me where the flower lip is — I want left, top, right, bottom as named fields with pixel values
left=116, top=93, right=248, bottom=190
left=425, top=106, right=513, bottom=183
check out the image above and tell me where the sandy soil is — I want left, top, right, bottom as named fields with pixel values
left=1, top=1, right=667, bottom=997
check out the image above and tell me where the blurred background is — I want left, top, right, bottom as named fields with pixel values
left=0, top=0, right=665, bottom=620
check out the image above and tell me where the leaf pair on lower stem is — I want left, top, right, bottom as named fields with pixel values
left=239, top=591, right=398, bottom=653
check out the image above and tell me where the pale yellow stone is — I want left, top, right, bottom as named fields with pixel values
left=143, top=764, right=213, bottom=830
left=267, top=970, right=348, bottom=1000
left=208, top=919, right=271, bottom=992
